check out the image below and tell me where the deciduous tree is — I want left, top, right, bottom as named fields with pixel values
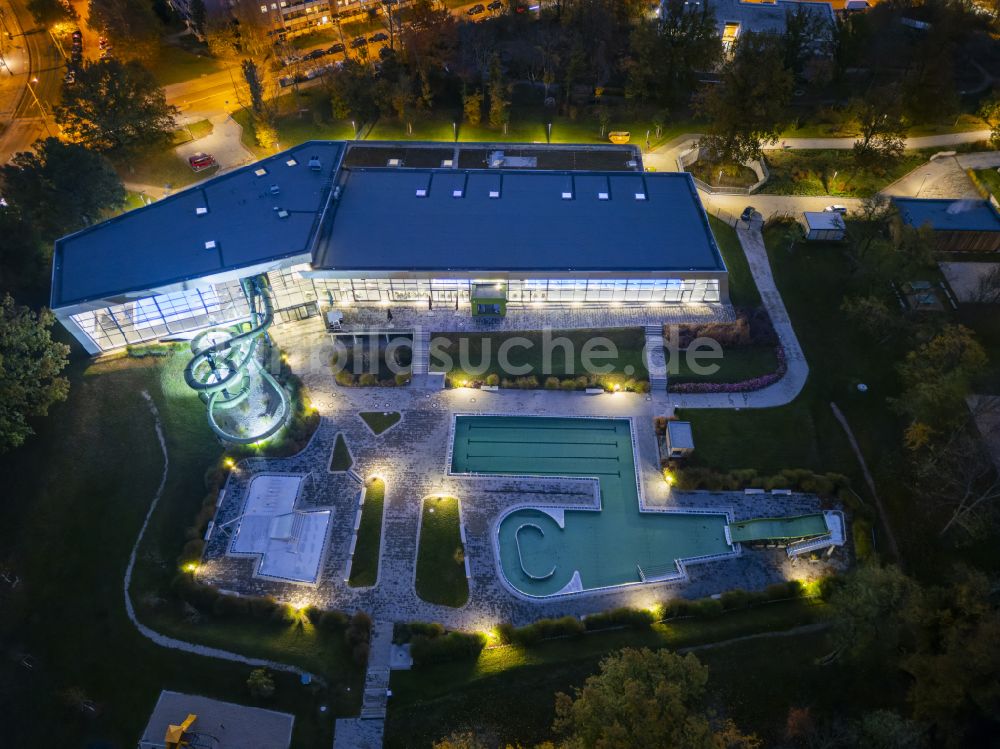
left=88, top=0, right=161, bottom=61
left=850, top=90, right=906, bottom=170
left=0, top=295, right=70, bottom=453
left=553, top=647, right=758, bottom=749
left=695, top=32, right=793, bottom=164
left=0, top=138, right=125, bottom=240
left=55, top=60, right=177, bottom=154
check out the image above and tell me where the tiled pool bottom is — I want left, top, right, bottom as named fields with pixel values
left=451, top=416, right=733, bottom=598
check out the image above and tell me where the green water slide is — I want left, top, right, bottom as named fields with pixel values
left=184, top=275, right=291, bottom=444
left=726, top=513, right=829, bottom=543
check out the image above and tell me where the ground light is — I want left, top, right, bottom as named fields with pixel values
left=183, top=562, right=199, bottom=574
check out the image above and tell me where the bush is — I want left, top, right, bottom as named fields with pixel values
left=359, top=373, right=379, bottom=387
left=353, top=640, right=370, bottom=667
left=560, top=378, right=577, bottom=391
left=212, top=594, right=251, bottom=618
left=765, top=580, right=803, bottom=601
left=852, top=517, right=874, bottom=563
left=248, top=595, right=280, bottom=619
left=515, top=375, right=539, bottom=389
left=575, top=375, right=589, bottom=389
left=692, top=598, right=724, bottom=618
left=395, top=372, right=410, bottom=386
left=410, top=631, right=486, bottom=667
left=485, top=373, right=500, bottom=386
left=393, top=621, right=445, bottom=643
left=719, top=589, right=752, bottom=611
left=336, top=370, right=355, bottom=387
left=545, top=376, right=561, bottom=390
left=247, top=668, right=275, bottom=699
left=671, top=465, right=849, bottom=496
left=583, top=607, right=655, bottom=631
left=347, top=610, right=372, bottom=648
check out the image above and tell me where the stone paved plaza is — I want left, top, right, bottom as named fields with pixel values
left=196, top=315, right=847, bottom=631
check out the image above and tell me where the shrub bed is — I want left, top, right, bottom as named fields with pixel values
left=669, top=345, right=786, bottom=393
left=495, top=616, right=585, bottom=646
left=666, top=465, right=849, bottom=496
left=410, top=630, right=486, bottom=667
left=582, top=607, right=656, bottom=631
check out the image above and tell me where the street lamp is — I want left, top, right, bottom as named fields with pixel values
left=547, top=122, right=552, bottom=142
left=452, top=121, right=457, bottom=141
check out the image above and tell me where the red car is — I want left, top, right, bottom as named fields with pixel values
left=188, top=153, right=217, bottom=172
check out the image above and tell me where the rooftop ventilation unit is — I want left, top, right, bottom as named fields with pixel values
left=635, top=192, right=647, bottom=201
left=387, top=158, right=402, bottom=167
left=277, top=209, right=289, bottom=219
left=286, top=158, right=298, bottom=167
left=204, top=240, right=217, bottom=250
left=441, top=159, right=454, bottom=168
left=415, top=188, right=428, bottom=197
left=195, top=206, right=208, bottom=215
left=269, top=184, right=281, bottom=195
left=254, top=168, right=267, bottom=177
left=452, top=189, right=463, bottom=198
left=561, top=192, right=573, bottom=200
left=598, top=192, right=609, bottom=200
left=308, top=156, right=322, bottom=171
left=489, top=190, right=500, bottom=199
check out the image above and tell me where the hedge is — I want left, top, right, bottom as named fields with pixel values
left=668, top=465, right=850, bottom=496
left=410, top=631, right=486, bottom=667
left=495, top=616, right=584, bottom=646
left=583, top=607, right=655, bottom=631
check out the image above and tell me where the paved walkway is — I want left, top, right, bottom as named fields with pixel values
left=196, top=317, right=842, bottom=634
left=663, top=218, right=808, bottom=410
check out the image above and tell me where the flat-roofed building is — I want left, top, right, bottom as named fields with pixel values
left=893, top=197, right=1000, bottom=253
left=51, top=141, right=729, bottom=354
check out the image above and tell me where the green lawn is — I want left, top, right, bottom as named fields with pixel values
left=707, top=215, right=760, bottom=308
left=0, top=352, right=359, bottom=747
left=330, top=433, right=353, bottom=471
left=761, top=149, right=931, bottom=198
left=384, top=599, right=830, bottom=748
left=699, top=628, right=908, bottom=745
left=668, top=344, right=779, bottom=385
left=687, top=160, right=758, bottom=189
left=360, top=411, right=401, bottom=435
left=114, top=146, right=212, bottom=191
left=415, top=496, right=468, bottom=608
left=348, top=479, right=386, bottom=588
left=973, top=167, right=1000, bottom=199
left=430, top=328, right=648, bottom=384
left=148, top=44, right=224, bottom=86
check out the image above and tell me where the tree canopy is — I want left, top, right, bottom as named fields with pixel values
left=553, top=647, right=758, bottom=749
left=55, top=60, right=177, bottom=155
left=695, top=32, right=793, bottom=164
left=0, top=138, right=125, bottom=241
left=0, top=295, right=70, bottom=453
left=87, top=0, right=161, bottom=61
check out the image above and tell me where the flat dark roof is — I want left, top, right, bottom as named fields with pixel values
left=51, top=141, right=343, bottom=307
left=313, top=168, right=725, bottom=273
left=894, top=197, right=1000, bottom=233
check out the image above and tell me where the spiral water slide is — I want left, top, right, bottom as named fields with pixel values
left=184, top=275, right=291, bottom=444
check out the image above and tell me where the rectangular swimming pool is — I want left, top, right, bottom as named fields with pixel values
left=452, top=415, right=733, bottom=597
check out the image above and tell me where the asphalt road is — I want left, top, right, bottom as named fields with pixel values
left=0, top=0, right=62, bottom=160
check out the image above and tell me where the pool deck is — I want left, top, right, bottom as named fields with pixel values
left=195, top=317, right=847, bottom=630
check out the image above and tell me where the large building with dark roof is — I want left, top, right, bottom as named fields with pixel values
left=51, top=141, right=729, bottom=354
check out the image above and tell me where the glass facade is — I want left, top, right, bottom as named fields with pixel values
left=69, top=270, right=721, bottom=352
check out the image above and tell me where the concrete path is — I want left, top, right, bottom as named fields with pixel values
left=882, top=150, right=1000, bottom=199
left=664, top=217, right=808, bottom=410
left=334, top=620, right=393, bottom=748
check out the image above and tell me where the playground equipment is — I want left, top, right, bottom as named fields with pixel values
left=184, top=275, right=291, bottom=444
left=165, top=713, right=197, bottom=748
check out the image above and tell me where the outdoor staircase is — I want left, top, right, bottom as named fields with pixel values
left=644, top=325, right=668, bottom=391
left=360, top=621, right=394, bottom=720
left=411, top=330, right=430, bottom=376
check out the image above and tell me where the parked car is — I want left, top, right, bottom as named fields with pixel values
left=304, top=48, right=327, bottom=60
left=467, top=3, right=485, bottom=14
left=188, top=153, right=217, bottom=172
left=740, top=206, right=756, bottom=222
left=327, top=42, right=345, bottom=54
left=487, top=0, right=503, bottom=9
left=823, top=204, right=848, bottom=214
left=350, top=36, right=367, bottom=48
left=368, top=31, right=388, bottom=42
